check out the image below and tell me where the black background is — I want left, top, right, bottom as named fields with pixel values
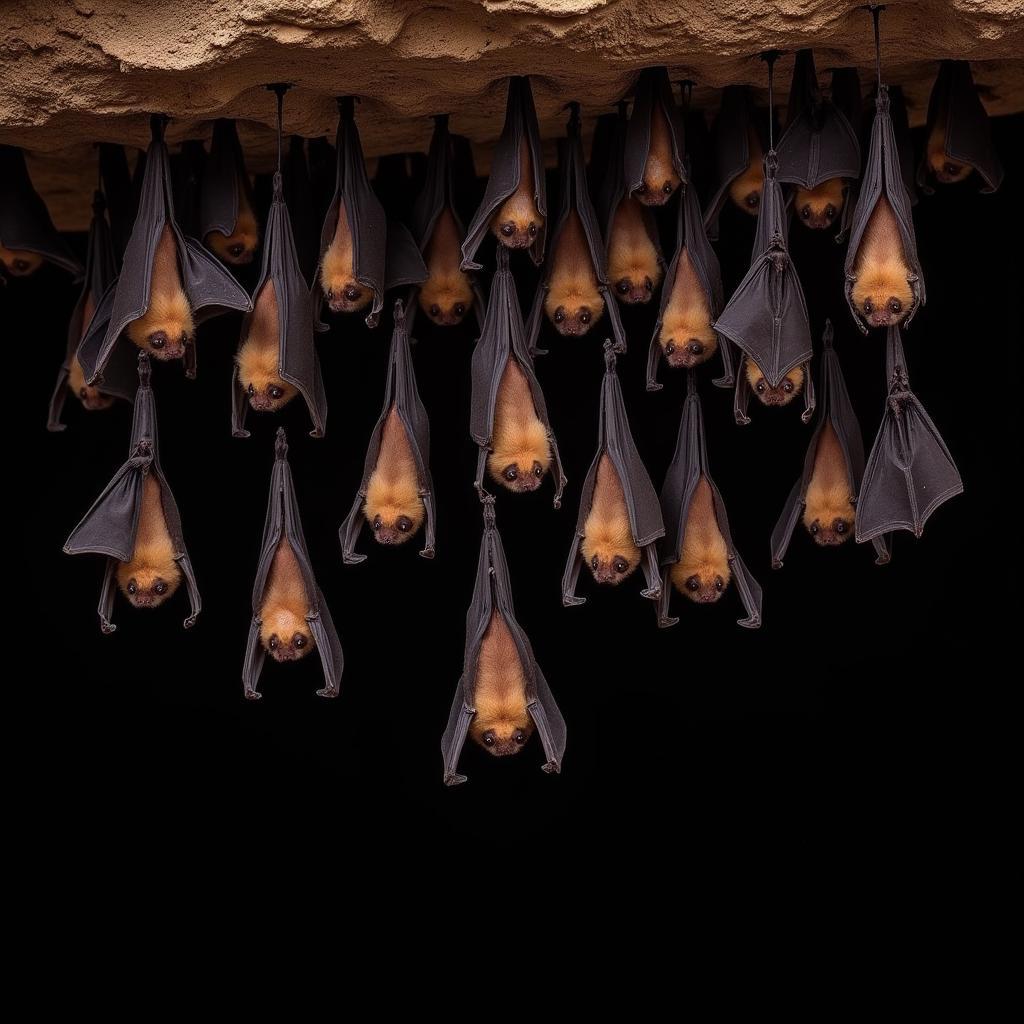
left=10, top=113, right=1019, bottom=860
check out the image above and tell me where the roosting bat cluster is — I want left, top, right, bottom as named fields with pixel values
left=4, top=6, right=1004, bottom=784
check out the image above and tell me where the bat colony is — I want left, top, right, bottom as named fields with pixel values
left=11, top=35, right=996, bottom=781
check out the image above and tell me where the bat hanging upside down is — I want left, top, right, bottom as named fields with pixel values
left=490, top=134, right=543, bottom=249
left=607, top=196, right=662, bottom=305
left=850, top=195, right=913, bottom=328
left=70, top=292, right=114, bottom=411
left=926, top=112, right=973, bottom=184
left=543, top=210, right=604, bottom=337
left=116, top=473, right=182, bottom=609
left=259, top=537, right=315, bottom=663
left=794, top=177, right=845, bottom=230
left=0, top=245, right=44, bottom=277
left=745, top=357, right=804, bottom=407
left=363, top=405, right=426, bottom=545
left=236, top=280, right=297, bottom=413
left=419, top=206, right=474, bottom=326
left=320, top=196, right=371, bottom=314
left=670, top=475, right=731, bottom=603
left=469, top=609, right=533, bottom=757
left=802, top=420, right=855, bottom=546
left=487, top=358, right=552, bottom=493
left=729, top=125, right=765, bottom=215
left=658, top=246, right=717, bottom=369
left=634, top=100, right=681, bottom=206
left=205, top=188, right=259, bottom=265
left=125, top=223, right=195, bottom=361
left=581, top=453, right=640, bottom=585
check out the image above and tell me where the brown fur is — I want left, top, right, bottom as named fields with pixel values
left=419, top=206, right=474, bottom=326
left=581, top=453, right=640, bottom=585
left=469, top=610, right=533, bottom=757
left=794, top=178, right=845, bottom=230
left=728, top=126, right=764, bottom=215
left=0, top=245, right=44, bottom=276
left=607, top=196, right=662, bottom=304
left=364, top=406, right=425, bottom=545
left=205, top=191, right=259, bottom=265
left=658, top=246, right=717, bottom=369
left=543, top=210, right=604, bottom=336
left=490, top=135, right=543, bottom=250
left=745, top=357, right=804, bottom=407
left=926, top=115, right=972, bottom=184
left=670, top=476, right=731, bottom=603
left=125, top=224, right=194, bottom=360
left=116, top=473, right=182, bottom=608
left=802, top=421, right=855, bottom=546
left=320, top=196, right=371, bottom=313
left=487, top=358, right=552, bottom=493
left=259, top=539, right=315, bottom=663
left=70, top=291, right=113, bottom=410
left=236, top=280, right=297, bottom=413
left=635, top=100, right=681, bottom=206
left=851, top=195, right=914, bottom=328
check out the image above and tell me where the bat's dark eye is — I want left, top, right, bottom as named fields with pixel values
left=801, top=206, right=811, bottom=220
left=686, top=576, right=700, bottom=592
left=483, top=731, right=496, bottom=746
left=662, top=182, right=673, bottom=195
left=715, top=576, right=724, bottom=592
left=514, top=730, right=527, bottom=745
left=154, top=581, right=167, bottom=596
left=533, top=463, right=543, bottom=478
left=229, top=244, right=244, bottom=258
left=500, top=223, right=515, bottom=238
left=825, top=205, right=836, bottom=221
left=554, top=309, right=564, bottom=323
left=429, top=304, right=440, bottom=317
left=756, top=380, right=766, bottom=393
left=528, top=224, right=537, bottom=238
left=746, top=192, right=760, bottom=208
left=636, top=182, right=647, bottom=194
left=396, top=516, right=412, bottom=533
left=503, top=465, right=518, bottom=482
left=247, top=383, right=255, bottom=396
left=613, top=557, right=628, bottom=574
left=372, top=515, right=382, bottom=531
left=293, top=633, right=306, bottom=649
left=591, top=555, right=599, bottom=571
left=579, top=310, right=591, bottom=325
left=269, top=385, right=284, bottom=400
left=863, top=299, right=874, bottom=315
left=835, top=519, right=846, bottom=534
left=665, top=341, right=675, bottom=355
left=344, top=286, right=360, bottom=301
left=617, top=280, right=630, bottom=295
left=644, top=278, right=653, bottom=292
left=945, top=162, right=961, bottom=177
left=810, top=523, right=819, bottom=535
left=15, top=259, right=30, bottom=272
left=888, top=298, right=902, bottom=314
left=150, top=335, right=165, bottom=350
left=454, top=303, right=466, bottom=317
left=127, top=580, right=137, bottom=595
left=269, top=636, right=279, bottom=650
left=782, top=379, right=794, bottom=394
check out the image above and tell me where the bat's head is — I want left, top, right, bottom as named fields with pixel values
left=581, top=525, right=641, bottom=587
left=0, top=246, right=44, bottom=277
left=117, top=563, right=182, bottom=609
left=470, top=711, right=534, bottom=758
left=128, top=288, right=195, bottom=361
left=806, top=515, right=853, bottom=546
left=728, top=164, right=764, bottom=217
left=205, top=208, right=259, bottom=266
left=419, top=273, right=473, bottom=327
left=675, top=562, right=731, bottom=604
left=613, top=273, right=656, bottom=305
left=745, top=359, right=804, bottom=407
left=364, top=463, right=426, bottom=545
left=246, top=379, right=296, bottom=413
left=488, top=418, right=552, bottom=494
left=803, top=496, right=855, bottom=547
left=261, top=607, right=315, bottom=663
left=795, top=179, right=845, bottom=230
left=490, top=191, right=543, bottom=250
left=928, top=149, right=973, bottom=185
left=851, top=264, right=913, bottom=329
left=545, top=285, right=604, bottom=338
left=659, top=309, right=718, bottom=369
left=323, top=279, right=371, bottom=315
left=237, top=343, right=298, bottom=413
left=635, top=154, right=681, bottom=207
left=78, top=385, right=115, bottom=412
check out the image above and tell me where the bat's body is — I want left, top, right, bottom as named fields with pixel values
left=745, top=357, right=804, bottom=407
left=236, top=280, right=297, bottom=413
left=658, top=246, right=717, bottom=369
left=728, top=126, right=765, bottom=215
left=419, top=206, right=473, bottom=326
left=850, top=195, right=913, bottom=328
left=926, top=116, right=972, bottom=184
left=205, top=190, right=259, bottom=265
left=794, top=177, right=845, bottom=230
left=321, top=197, right=370, bottom=314
left=802, top=421, right=855, bottom=545
left=125, top=224, right=195, bottom=361
left=469, top=609, right=533, bottom=757
left=635, top=101, right=681, bottom=206
left=581, top=453, right=640, bottom=585
left=364, top=405, right=425, bottom=545
left=607, top=196, right=662, bottom=304
left=670, top=475, right=731, bottom=603
left=70, top=292, right=114, bottom=410
left=487, top=357, right=552, bottom=493
left=116, top=473, right=181, bottom=608
left=543, top=210, right=603, bottom=336
left=490, top=135, right=543, bottom=250
left=259, top=538, right=315, bottom=663
left=0, top=245, right=43, bottom=277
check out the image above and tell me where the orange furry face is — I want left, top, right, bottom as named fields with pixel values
left=261, top=608, right=315, bottom=664
left=471, top=719, right=534, bottom=757
left=585, top=542, right=639, bottom=586
left=0, top=246, right=44, bottom=276
left=322, top=277, right=370, bottom=314
left=247, top=378, right=296, bottom=413
left=660, top=330, right=718, bottom=369
left=928, top=150, right=972, bottom=184
left=672, top=563, right=730, bottom=604
left=68, top=357, right=114, bottom=411
left=851, top=272, right=913, bottom=329
left=495, top=458, right=547, bottom=492
left=794, top=179, right=845, bottom=230
left=728, top=165, right=764, bottom=215
left=745, top=359, right=804, bottom=407
left=419, top=281, right=473, bottom=327
left=205, top=208, right=259, bottom=265
left=614, top=276, right=655, bottom=305
left=547, top=298, right=604, bottom=337
left=635, top=164, right=681, bottom=206
left=490, top=192, right=542, bottom=250
left=118, top=565, right=181, bottom=609
left=805, top=513, right=853, bottom=546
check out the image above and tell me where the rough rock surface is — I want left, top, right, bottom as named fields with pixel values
left=2, top=0, right=1022, bottom=229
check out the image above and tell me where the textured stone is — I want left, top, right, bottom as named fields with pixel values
left=1, top=0, right=1021, bottom=230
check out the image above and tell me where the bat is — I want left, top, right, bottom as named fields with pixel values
left=794, top=177, right=846, bottom=230
left=634, top=94, right=681, bottom=206
left=419, top=205, right=474, bottom=326
left=201, top=119, right=260, bottom=265
left=468, top=609, right=534, bottom=756
left=487, top=356, right=553, bottom=493
left=744, top=357, right=804, bottom=407
left=205, top=192, right=259, bottom=265
left=320, top=195, right=370, bottom=314
left=623, top=66, right=686, bottom=209
left=581, top=453, right=641, bottom=585
left=926, top=119, right=972, bottom=185
left=259, top=538, right=315, bottom=663
left=490, top=134, right=543, bottom=250
left=543, top=209, right=604, bottom=336
left=364, top=405, right=426, bottom=545
left=669, top=475, right=730, bottom=603
left=728, top=124, right=765, bottom=215
left=607, top=196, right=662, bottom=304
left=802, top=421, right=855, bottom=545
left=236, top=280, right=297, bottom=412
left=69, top=291, right=115, bottom=412
left=657, top=245, right=717, bottom=369
left=116, top=473, right=182, bottom=609
left=124, top=223, right=195, bottom=360
left=0, top=246, right=43, bottom=277
left=849, top=195, right=913, bottom=329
